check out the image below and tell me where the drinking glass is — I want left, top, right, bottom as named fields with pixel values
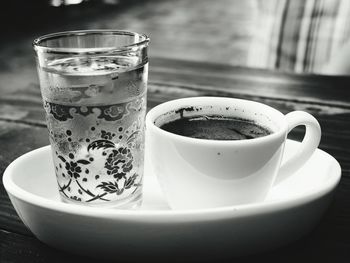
left=33, top=30, right=149, bottom=208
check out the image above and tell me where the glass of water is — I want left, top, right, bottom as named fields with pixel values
left=33, top=30, right=149, bottom=208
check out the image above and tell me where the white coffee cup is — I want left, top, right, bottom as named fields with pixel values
left=146, top=97, right=321, bottom=210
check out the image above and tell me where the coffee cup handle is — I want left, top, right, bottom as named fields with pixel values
left=274, top=111, right=321, bottom=185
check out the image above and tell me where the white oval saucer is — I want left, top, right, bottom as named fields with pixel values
left=3, top=140, right=341, bottom=261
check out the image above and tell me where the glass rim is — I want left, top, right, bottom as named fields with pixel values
left=33, top=29, right=150, bottom=55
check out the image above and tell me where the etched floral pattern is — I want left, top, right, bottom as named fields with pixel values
left=45, top=101, right=131, bottom=122
left=101, top=130, right=115, bottom=140
left=105, top=147, right=133, bottom=179
left=55, top=139, right=141, bottom=203
left=48, top=99, right=145, bottom=204
left=65, top=161, right=82, bottom=179
left=97, top=181, right=123, bottom=195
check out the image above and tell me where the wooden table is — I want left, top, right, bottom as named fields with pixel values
left=0, top=57, right=349, bottom=262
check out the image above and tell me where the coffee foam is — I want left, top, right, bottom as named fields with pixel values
left=155, top=105, right=279, bottom=134
left=160, top=115, right=272, bottom=141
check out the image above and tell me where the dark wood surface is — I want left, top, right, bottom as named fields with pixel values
left=1, top=0, right=350, bottom=261
left=0, top=57, right=350, bottom=262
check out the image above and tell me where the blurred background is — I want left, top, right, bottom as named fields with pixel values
left=0, top=0, right=255, bottom=64
left=1, top=0, right=350, bottom=95
left=0, top=0, right=253, bottom=95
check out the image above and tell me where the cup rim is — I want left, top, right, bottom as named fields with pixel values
left=33, top=29, right=150, bottom=55
left=146, top=97, right=287, bottom=145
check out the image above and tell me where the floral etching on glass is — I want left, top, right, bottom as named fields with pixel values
left=47, top=99, right=145, bottom=204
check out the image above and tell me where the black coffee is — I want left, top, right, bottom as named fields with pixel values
left=160, top=115, right=272, bottom=140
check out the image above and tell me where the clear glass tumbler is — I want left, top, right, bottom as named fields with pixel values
left=33, top=30, right=149, bottom=208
